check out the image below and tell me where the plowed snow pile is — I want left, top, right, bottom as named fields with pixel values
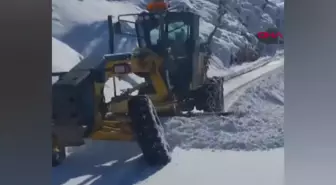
left=165, top=67, right=284, bottom=151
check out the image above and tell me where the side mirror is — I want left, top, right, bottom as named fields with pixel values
left=114, top=22, right=122, bottom=34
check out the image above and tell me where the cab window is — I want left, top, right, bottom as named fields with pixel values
left=149, top=26, right=160, bottom=45
left=167, top=21, right=190, bottom=42
left=136, top=22, right=147, bottom=47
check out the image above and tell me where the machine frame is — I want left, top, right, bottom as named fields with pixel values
left=52, top=4, right=228, bottom=167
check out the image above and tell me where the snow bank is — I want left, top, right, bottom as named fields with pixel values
left=208, top=50, right=284, bottom=78
left=165, top=66, right=284, bottom=151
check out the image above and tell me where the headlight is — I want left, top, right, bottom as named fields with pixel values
left=112, top=64, right=131, bottom=74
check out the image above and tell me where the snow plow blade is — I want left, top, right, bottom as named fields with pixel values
left=159, top=111, right=236, bottom=118
left=179, top=111, right=235, bottom=117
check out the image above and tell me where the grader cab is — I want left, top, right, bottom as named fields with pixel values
left=111, top=10, right=206, bottom=102
left=52, top=1, right=226, bottom=167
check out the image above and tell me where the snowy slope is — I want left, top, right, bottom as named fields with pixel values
left=52, top=37, right=83, bottom=83
left=52, top=37, right=83, bottom=72
left=52, top=0, right=141, bottom=58
left=52, top=0, right=284, bottom=97
left=52, top=0, right=284, bottom=69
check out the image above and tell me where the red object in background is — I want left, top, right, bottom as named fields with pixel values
left=147, top=2, right=168, bottom=12
left=257, top=32, right=283, bottom=39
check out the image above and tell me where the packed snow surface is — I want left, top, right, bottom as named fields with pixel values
left=53, top=143, right=283, bottom=185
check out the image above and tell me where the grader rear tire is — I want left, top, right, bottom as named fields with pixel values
left=195, top=77, right=224, bottom=112
left=128, top=95, right=171, bottom=166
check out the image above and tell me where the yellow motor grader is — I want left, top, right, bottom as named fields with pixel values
left=52, top=1, right=228, bottom=167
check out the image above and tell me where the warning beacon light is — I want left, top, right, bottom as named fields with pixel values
left=146, top=0, right=168, bottom=12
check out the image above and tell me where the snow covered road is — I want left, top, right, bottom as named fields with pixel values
left=136, top=148, right=283, bottom=185
left=53, top=142, right=283, bottom=185
left=224, top=57, right=284, bottom=97
left=223, top=57, right=284, bottom=110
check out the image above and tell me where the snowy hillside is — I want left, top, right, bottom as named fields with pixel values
left=52, top=37, right=83, bottom=83
left=52, top=0, right=284, bottom=69
left=52, top=37, right=83, bottom=72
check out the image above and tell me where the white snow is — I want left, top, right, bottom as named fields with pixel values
left=136, top=148, right=283, bottom=185
left=224, top=56, right=284, bottom=96
left=52, top=37, right=83, bottom=83
left=165, top=65, right=284, bottom=151
left=53, top=143, right=283, bottom=185
left=52, top=0, right=141, bottom=58
left=52, top=37, right=83, bottom=72
left=208, top=50, right=284, bottom=78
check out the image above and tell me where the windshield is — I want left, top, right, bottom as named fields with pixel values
left=136, top=21, right=147, bottom=47
left=149, top=26, right=160, bottom=45
left=148, top=21, right=190, bottom=45
left=167, top=21, right=189, bottom=42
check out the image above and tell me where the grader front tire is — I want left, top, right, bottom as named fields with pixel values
left=128, top=95, right=171, bottom=166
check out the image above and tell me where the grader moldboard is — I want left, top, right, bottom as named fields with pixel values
left=52, top=1, right=231, bottom=167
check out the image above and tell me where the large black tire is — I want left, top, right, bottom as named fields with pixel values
left=52, top=134, right=66, bottom=167
left=128, top=95, right=171, bottom=166
left=194, top=77, right=224, bottom=112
